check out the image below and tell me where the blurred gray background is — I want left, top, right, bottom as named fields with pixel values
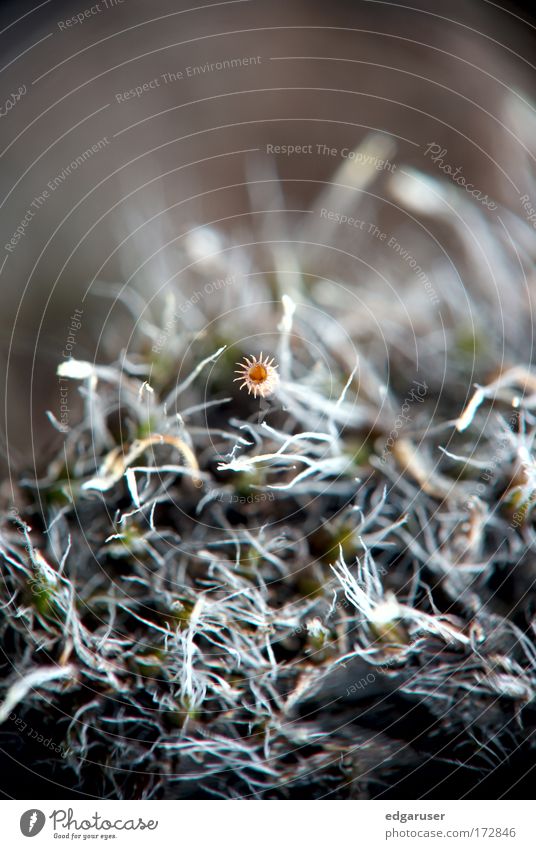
left=1, top=0, right=535, bottom=472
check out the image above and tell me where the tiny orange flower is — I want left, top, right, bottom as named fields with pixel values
left=234, top=352, right=279, bottom=398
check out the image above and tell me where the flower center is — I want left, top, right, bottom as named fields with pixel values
left=248, top=363, right=268, bottom=383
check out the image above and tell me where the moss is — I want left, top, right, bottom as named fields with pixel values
left=136, top=416, right=156, bottom=439
left=455, top=326, right=489, bottom=359
left=234, top=545, right=262, bottom=576
left=30, top=584, right=54, bottom=618
left=40, top=464, right=79, bottom=507
left=105, top=525, right=147, bottom=559
left=296, top=575, right=325, bottom=599
left=348, top=436, right=375, bottom=468
left=369, top=619, right=409, bottom=647
left=233, top=470, right=264, bottom=497
left=168, top=599, right=195, bottom=631
left=309, top=524, right=357, bottom=565
left=147, top=351, right=177, bottom=389
left=25, top=574, right=59, bottom=620
left=502, top=486, right=536, bottom=527
left=129, top=650, right=164, bottom=678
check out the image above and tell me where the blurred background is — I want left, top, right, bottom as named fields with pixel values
left=1, top=0, right=536, bottom=471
